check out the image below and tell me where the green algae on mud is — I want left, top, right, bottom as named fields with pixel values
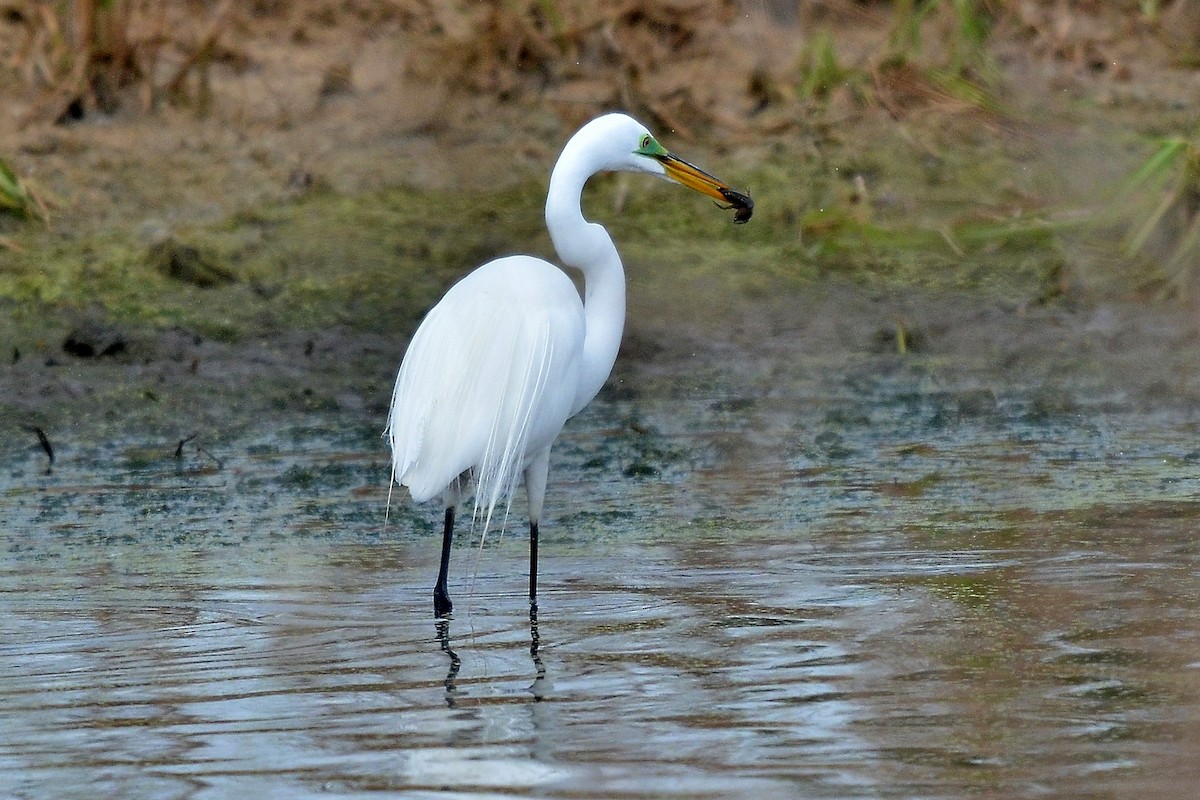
left=0, top=181, right=535, bottom=339
left=0, top=121, right=1066, bottom=340
left=0, top=121, right=1077, bottom=452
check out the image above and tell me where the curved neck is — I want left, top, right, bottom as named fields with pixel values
left=546, top=145, right=626, bottom=415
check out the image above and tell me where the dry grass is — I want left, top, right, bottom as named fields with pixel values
left=1, top=1, right=1193, bottom=132
left=393, top=0, right=750, bottom=136
left=386, top=0, right=1197, bottom=136
left=2, top=0, right=241, bottom=125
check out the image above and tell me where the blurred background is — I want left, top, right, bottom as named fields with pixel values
left=0, top=0, right=1198, bottom=432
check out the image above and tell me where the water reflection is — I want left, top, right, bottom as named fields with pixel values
left=2, top=370, right=1200, bottom=798
left=529, top=606, right=549, bottom=703
left=435, top=618, right=462, bottom=707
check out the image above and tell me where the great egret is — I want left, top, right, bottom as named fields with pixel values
left=386, top=113, right=752, bottom=617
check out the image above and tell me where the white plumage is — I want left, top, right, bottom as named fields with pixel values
left=386, top=255, right=582, bottom=519
left=385, top=113, right=751, bottom=617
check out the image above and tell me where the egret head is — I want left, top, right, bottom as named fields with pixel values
left=557, top=113, right=754, bottom=224
left=626, top=118, right=754, bottom=224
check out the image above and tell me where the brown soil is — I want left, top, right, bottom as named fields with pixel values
left=1, top=1, right=1199, bottom=452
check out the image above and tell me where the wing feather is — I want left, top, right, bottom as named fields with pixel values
left=386, top=256, right=584, bottom=529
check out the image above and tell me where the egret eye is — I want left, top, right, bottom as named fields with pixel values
left=640, top=134, right=651, bottom=149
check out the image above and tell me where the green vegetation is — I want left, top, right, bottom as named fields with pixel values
left=877, top=0, right=999, bottom=113
left=796, top=30, right=858, bottom=103
left=1117, top=134, right=1200, bottom=300
left=0, top=123, right=1067, bottom=347
left=0, top=158, right=49, bottom=225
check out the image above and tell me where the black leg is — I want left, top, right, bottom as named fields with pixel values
left=434, top=506, right=454, bottom=617
left=529, top=520, right=539, bottom=609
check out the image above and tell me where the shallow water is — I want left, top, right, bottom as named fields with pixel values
left=3, top=359, right=1200, bottom=799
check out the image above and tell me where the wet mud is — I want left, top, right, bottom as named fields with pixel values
left=4, top=334, right=1200, bottom=797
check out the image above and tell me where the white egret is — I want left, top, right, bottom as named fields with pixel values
left=386, top=113, right=752, bottom=617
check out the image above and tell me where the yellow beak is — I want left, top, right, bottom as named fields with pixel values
left=659, top=153, right=754, bottom=223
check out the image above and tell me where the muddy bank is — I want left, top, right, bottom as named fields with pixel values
left=2, top=2, right=1199, bottom=457
left=2, top=279, right=1197, bottom=469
